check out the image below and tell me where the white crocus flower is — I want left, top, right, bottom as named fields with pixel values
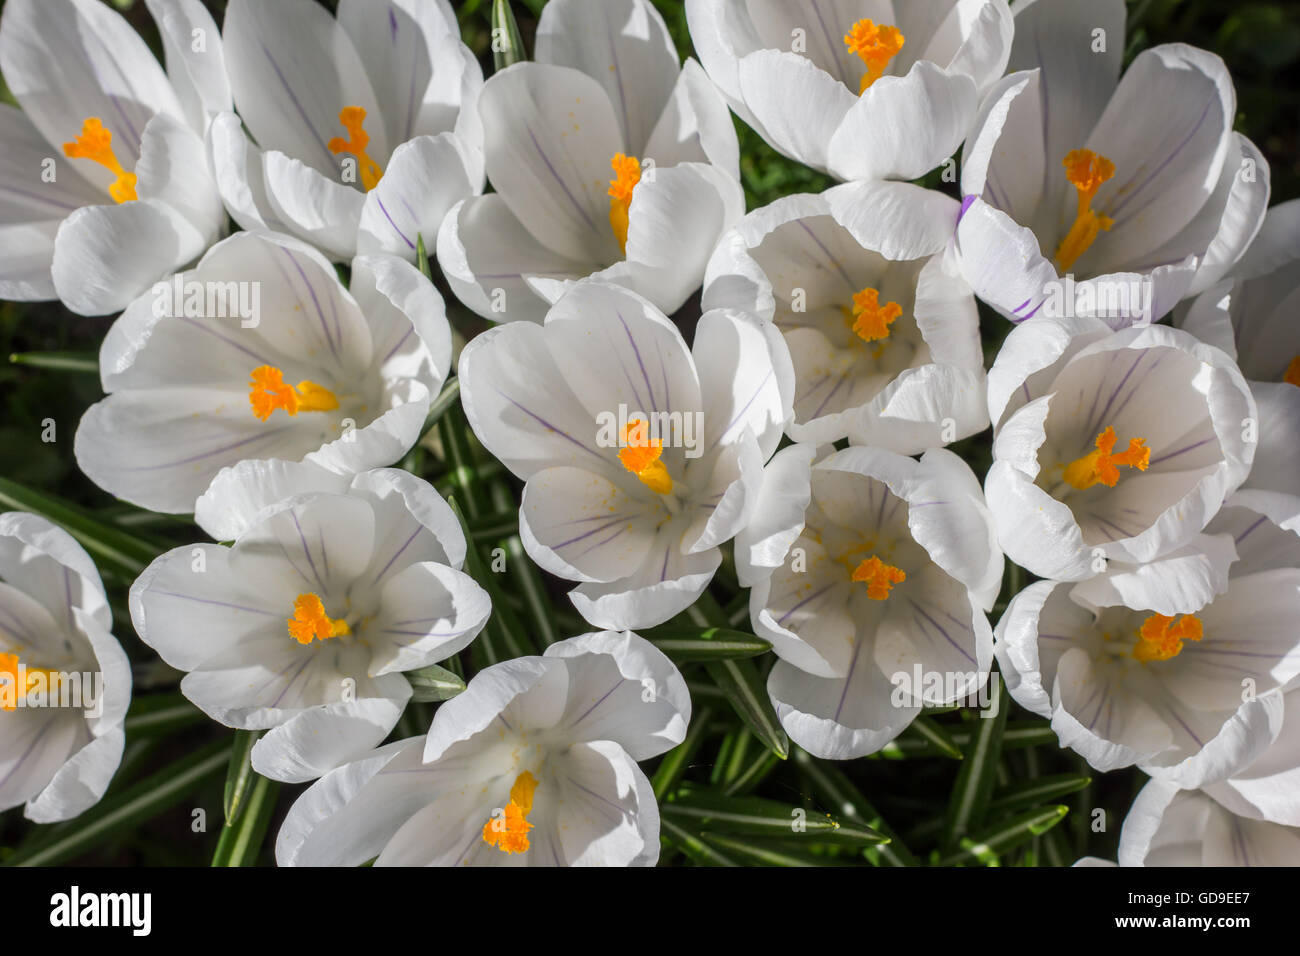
left=1181, top=199, right=1300, bottom=500
left=0, top=513, right=130, bottom=822
left=985, top=316, right=1254, bottom=582
left=686, top=0, right=1013, bottom=181
left=1119, top=767, right=1300, bottom=867
left=209, top=0, right=484, bottom=263
left=955, top=0, right=1269, bottom=327
left=736, top=444, right=1002, bottom=758
left=129, top=465, right=490, bottom=784
left=276, top=631, right=689, bottom=867
left=702, top=181, right=987, bottom=451
left=996, top=496, right=1300, bottom=788
left=0, top=0, right=228, bottom=315
left=458, top=280, right=793, bottom=630
left=75, top=230, right=450, bottom=517
left=438, top=0, right=743, bottom=324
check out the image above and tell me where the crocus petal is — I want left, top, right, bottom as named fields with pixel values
left=477, top=62, right=624, bottom=264
left=357, top=132, right=477, bottom=261
left=535, top=0, right=679, bottom=156
left=222, top=0, right=385, bottom=176
left=250, top=681, right=411, bottom=784
left=143, top=0, right=233, bottom=131
left=826, top=61, right=978, bottom=182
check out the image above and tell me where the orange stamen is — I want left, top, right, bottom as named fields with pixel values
left=328, top=106, right=384, bottom=190
left=62, top=117, right=137, bottom=203
left=1133, top=613, right=1203, bottom=663
left=850, top=555, right=906, bottom=600
left=1054, top=149, right=1116, bottom=272
left=286, top=593, right=350, bottom=645
left=1062, top=426, right=1150, bottom=490
left=844, top=19, right=905, bottom=93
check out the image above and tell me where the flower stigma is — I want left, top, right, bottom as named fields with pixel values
left=851, top=555, right=906, bottom=600
left=1132, top=613, right=1203, bottom=663
left=1054, top=149, right=1116, bottom=272
left=618, top=418, right=673, bottom=494
left=1062, top=426, right=1150, bottom=491
left=607, top=153, right=642, bottom=254
left=286, top=593, right=351, bottom=645
left=62, top=118, right=137, bottom=203
left=482, top=770, right=539, bottom=854
left=328, top=106, right=384, bottom=190
left=843, top=19, right=905, bottom=93
left=248, top=365, right=339, bottom=421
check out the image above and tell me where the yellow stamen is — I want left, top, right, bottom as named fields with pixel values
left=618, top=418, right=673, bottom=494
left=482, top=770, right=538, bottom=854
left=248, top=365, right=339, bottom=421
left=850, top=555, right=906, bottom=600
left=607, top=153, right=642, bottom=254
left=844, top=19, right=905, bottom=93
left=1062, top=426, right=1150, bottom=491
left=1132, top=613, right=1203, bottom=663
left=847, top=287, right=902, bottom=343
left=286, top=593, right=350, bottom=645
left=62, top=117, right=137, bottom=203
left=1284, top=357, right=1300, bottom=388
left=0, top=652, right=60, bottom=711
left=328, top=106, right=384, bottom=191
left=1054, top=149, right=1116, bottom=272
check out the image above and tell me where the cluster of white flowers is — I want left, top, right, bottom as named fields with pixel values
left=1, top=0, right=1296, bottom=867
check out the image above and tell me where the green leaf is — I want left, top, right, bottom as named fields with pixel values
left=934, top=805, right=1069, bottom=866
left=659, top=816, right=739, bottom=867
left=695, top=832, right=848, bottom=867
left=407, top=662, right=467, bottom=702
left=487, top=480, right=559, bottom=647
left=223, top=730, right=261, bottom=827
left=5, top=740, right=229, bottom=867
left=941, top=675, right=1009, bottom=851
left=651, top=705, right=712, bottom=801
left=988, top=773, right=1092, bottom=816
left=902, top=714, right=964, bottom=759
left=664, top=789, right=887, bottom=845
left=9, top=350, right=98, bottom=374
left=212, top=773, right=279, bottom=867
left=439, top=407, right=486, bottom=519
left=416, top=233, right=432, bottom=281
left=449, top=497, right=535, bottom=663
left=645, top=626, right=772, bottom=663
left=422, top=376, right=461, bottom=435
left=686, top=594, right=788, bottom=759
left=123, top=693, right=206, bottom=737
left=491, top=0, right=526, bottom=70
left=792, top=747, right=916, bottom=867
left=0, top=477, right=161, bottom=579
